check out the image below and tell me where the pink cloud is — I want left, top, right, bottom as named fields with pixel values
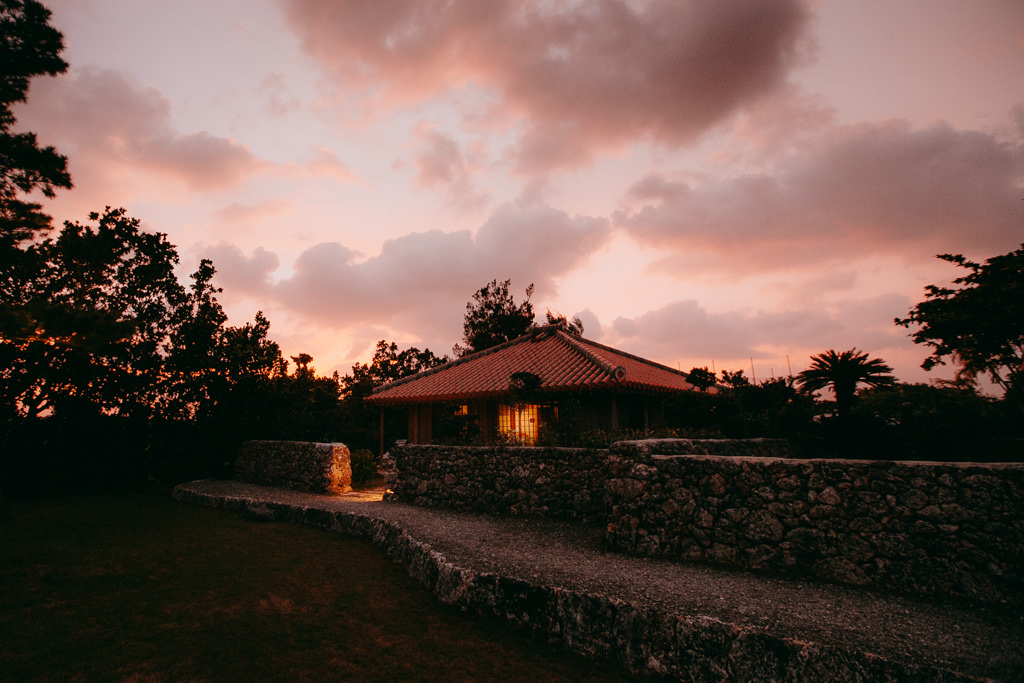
left=196, top=243, right=280, bottom=296
left=14, top=68, right=268, bottom=193
left=213, top=202, right=611, bottom=344
left=618, top=119, right=1024, bottom=274
left=281, top=0, right=811, bottom=172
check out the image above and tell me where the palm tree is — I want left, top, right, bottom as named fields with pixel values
left=796, top=348, right=895, bottom=420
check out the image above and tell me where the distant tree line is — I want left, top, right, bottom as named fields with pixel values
left=1, top=2, right=1020, bottom=496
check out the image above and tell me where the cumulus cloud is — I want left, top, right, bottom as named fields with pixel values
left=15, top=68, right=268, bottom=193
left=280, top=0, right=811, bottom=172
left=618, top=120, right=1024, bottom=274
left=197, top=243, right=281, bottom=296
left=217, top=202, right=611, bottom=342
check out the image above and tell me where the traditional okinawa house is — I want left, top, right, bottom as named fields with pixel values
left=365, top=324, right=703, bottom=447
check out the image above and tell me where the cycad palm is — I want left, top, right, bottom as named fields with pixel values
left=796, top=348, right=894, bottom=419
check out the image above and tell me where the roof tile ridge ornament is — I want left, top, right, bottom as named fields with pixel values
left=557, top=329, right=626, bottom=381
left=369, top=327, right=547, bottom=395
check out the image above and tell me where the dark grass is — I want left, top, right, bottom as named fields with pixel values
left=0, top=491, right=639, bottom=682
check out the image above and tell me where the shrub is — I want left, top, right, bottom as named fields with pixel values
left=349, top=449, right=378, bottom=489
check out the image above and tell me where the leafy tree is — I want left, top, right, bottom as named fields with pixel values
left=1, top=0, right=72, bottom=248
left=675, top=371, right=813, bottom=439
left=719, top=369, right=751, bottom=388
left=263, top=355, right=343, bottom=442
left=343, top=340, right=447, bottom=399
left=686, top=366, right=716, bottom=392
left=221, top=311, right=284, bottom=384
left=544, top=309, right=584, bottom=335
left=795, top=348, right=895, bottom=420
left=164, top=259, right=230, bottom=419
left=1, top=208, right=186, bottom=420
left=896, top=244, right=1024, bottom=402
left=453, top=279, right=535, bottom=356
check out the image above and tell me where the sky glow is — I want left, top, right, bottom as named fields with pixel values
left=15, top=0, right=1024, bottom=385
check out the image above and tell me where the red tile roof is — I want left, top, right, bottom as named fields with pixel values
left=366, top=325, right=698, bottom=405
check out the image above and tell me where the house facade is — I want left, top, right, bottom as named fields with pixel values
left=365, top=325, right=704, bottom=447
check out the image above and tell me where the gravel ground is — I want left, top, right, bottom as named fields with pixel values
left=176, top=480, right=1024, bottom=681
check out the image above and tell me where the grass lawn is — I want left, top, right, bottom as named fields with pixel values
left=0, top=491, right=638, bottom=682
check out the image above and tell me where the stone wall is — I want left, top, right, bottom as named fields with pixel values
left=235, top=440, right=352, bottom=494
left=387, top=440, right=1024, bottom=606
left=384, top=444, right=610, bottom=521
left=605, top=441, right=1024, bottom=607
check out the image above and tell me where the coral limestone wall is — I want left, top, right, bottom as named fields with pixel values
left=385, top=444, right=610, bottom=521
left=606, top=441, right=1024, bottom=606
left=388, top=440, right=1024, bottom=605
left=235, top=440, right=352, bottom=494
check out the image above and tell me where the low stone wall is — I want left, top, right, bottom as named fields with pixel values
left=235, top=440, right=351, bottom=494
left=605, top=441, right=1024, bottom=607
left=172, top=483, right=979, bottom=682
left=387, top=440, right=1024, bottom=606
left=384, top=444, right=611, bottom=521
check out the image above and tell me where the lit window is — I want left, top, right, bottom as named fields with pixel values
left=498, top=403, right=557, bottom=445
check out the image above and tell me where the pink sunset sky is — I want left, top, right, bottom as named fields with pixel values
left=15, top=0, right=1024, bottom=385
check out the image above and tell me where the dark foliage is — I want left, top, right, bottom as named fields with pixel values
left=686, top=366, right=716, bottom=392
left=544, top=309, right=584, bottom=335
left=896, top=244, right=1024, bottom=403
left=848, top=383, right=1022, bottom=462
left=0, top=0, right=71, bottom=248
left=795, top=348, right=895, bottom=420
left=348, top=448, right=379, bottom=488
left=453, top=278, right=535, bottom=356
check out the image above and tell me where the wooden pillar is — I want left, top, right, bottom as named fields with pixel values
left=610, top=396, right=619, bottom=432
left=408, top=405, right=418, bottom=443
left=378, top=406, right=385, bottom=457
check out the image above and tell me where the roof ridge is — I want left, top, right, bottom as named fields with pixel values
left=369, top=325, right=556, bottom=395
left=556, top=329, right=625, bottom=381
left=572, top=333, right=693, bottom=381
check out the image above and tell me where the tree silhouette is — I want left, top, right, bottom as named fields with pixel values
left=796, top=348, right=894, bottom=420
left=343, top=339, right=447, bottom=399
left=1, top=0, right=72, bottom=248
left=453, top=279, right=535, bottom=356
left=1, top=208, right=186, bottom=419
left=686, top=366, right=716, bottom=392
left=896, top=244, right=1024, bottom=403
left=544, top=309, right=584, bottom=335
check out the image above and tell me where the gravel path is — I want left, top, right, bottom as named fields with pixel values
left=175, top=480, right=1023, bottom=681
